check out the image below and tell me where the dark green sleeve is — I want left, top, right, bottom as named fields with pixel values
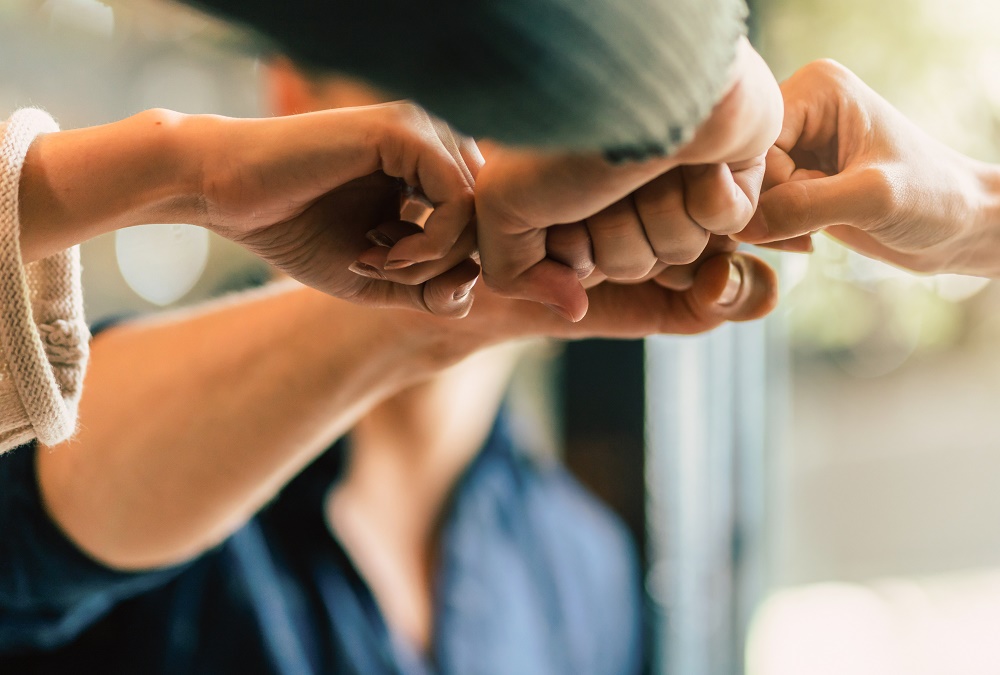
left=184, top=0, right=747, bottom=157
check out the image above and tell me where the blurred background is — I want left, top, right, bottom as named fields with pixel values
left=4, top=0, right=1000, bottom=673
left=0, top=0, right=269, bottom=317
left=750, top=1, right=1000, bottom=674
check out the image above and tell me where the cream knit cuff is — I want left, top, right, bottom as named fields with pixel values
left=0, top=109, right=89, bottom=452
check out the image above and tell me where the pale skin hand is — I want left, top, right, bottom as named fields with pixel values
left=17, top=104, right=480, bottom=315
left=735, top=59, right=1000, bottom=276
left=368, top=37, right=783, bottom=321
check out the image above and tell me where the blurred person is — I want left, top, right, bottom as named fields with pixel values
left=737, top=59, right=1000, bottom=278
left=0, top=66, right=779, bottom=674
left=0, top=217, right=777, bottom=674
left=187, top=0, right=785, bottom=316
left=0, top=103, right=479, bottom=454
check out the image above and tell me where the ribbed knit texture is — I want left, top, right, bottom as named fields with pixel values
left=188, top=0, right=747, bottom=156
left=0, top=109, right=89, bottom=452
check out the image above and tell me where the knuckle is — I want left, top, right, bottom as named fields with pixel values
left=807, top=58, right=849, bottom=81
left=587, top=211, right=641, bottom=243
left=481, top=269, right=514, bottom=294
left=422, top=239, right=455, bottom=260
left=652, top=234, right=709, bottom=265
left=595, top=254, right=656, bottom=281
left=422, top=283, right=457, bottom=315
left=710, top=220, right=751, bottom=237
left=388, top=100, right=421, bottom=121
left=380, top=103, right=433, bottom=146
left=707, top=206, right=754, bottom=235
left=778, top=181, right=814, bottom=233
left=384, top=268, right=428, bottom=285
left=688, top=196, right=747, bottom=234
left=635, top=177, right=684, bottom=213
left=573, top=259, right=597, bottom=279
left=857, top=166, right=898, bottom=213
left=634, top=199, right=686, bottom=230
left=374, top=103, right=409, bottom=135
left=453, top=183, right=476, bottom=203
left=798, top=59, right=863, bottom=98
left=428, top=299, right=468, bottom=319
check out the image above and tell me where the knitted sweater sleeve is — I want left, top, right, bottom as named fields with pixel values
left=0, top=110, right=89, bottom=453
left=186, top=0, right=748, bottom=158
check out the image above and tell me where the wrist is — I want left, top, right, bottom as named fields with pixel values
left=134, top=109, right=209, bottom=227
left=17, top=108, right=205, bottom=262
left=384, top=291, right=541, bottom=372
left=296, top=285, right=482, bottom=389
left=389, top=307, right=492, bottom=374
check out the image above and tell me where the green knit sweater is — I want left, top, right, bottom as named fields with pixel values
left=187, top=0, right=748, bottom=157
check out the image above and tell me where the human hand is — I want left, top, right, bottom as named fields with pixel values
left=735, top=59, right=1000, bottom=276
left=381, top=223, right=778, bottom=362
left=194, top=102, right=483, bottom=315
left=463, top=37, right=782, bottom=321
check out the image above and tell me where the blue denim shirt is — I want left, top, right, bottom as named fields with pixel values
left=0, top=415, right=643, bottom=674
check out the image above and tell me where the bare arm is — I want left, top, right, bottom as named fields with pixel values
left=37, top=283, right=466, bottom=570
left=16, top=105, right=479, bottom=315
left=737, top=60, right=1000, bottom=276
left=37, top=236, right=777, bottom=573
left=17, top=110, right=200, bottom=263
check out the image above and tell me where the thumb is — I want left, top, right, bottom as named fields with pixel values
left=688, top=252, right=778, bottom=324
left=735, top=170, right=879, bottom=244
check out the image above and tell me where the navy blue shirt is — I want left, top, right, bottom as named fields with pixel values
left=0, top=417, right=643, bottom=674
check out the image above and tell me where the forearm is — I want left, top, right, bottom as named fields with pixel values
left=36, top=283, right=462, bottom=571
left=17, top=109, right=205, bottom=263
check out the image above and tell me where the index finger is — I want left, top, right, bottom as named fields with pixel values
left=383, top=128, right=477, bottom=269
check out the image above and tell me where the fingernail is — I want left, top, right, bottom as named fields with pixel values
left=544, top=303, right=577, bottom=322
left=384, top=259, right=415, bottom=270
left=348, top=261, right=385, bottom=280
left=366, top=230, right=396, bottom=248
left=452, top=277, right=478, bottom=302
left=717, top=260, right=744, bottom=307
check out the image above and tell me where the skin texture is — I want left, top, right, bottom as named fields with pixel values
left=370, top=37, right=784, bottom=321
left=17, top=105, right=480, bottom=315
left=37, top=158, right=777, bottom=664
left=16, top=39, right=776, bottom=321
left=35, top=67, right=779, bottom=654
left=37, top=252, right=776, bottom=642
left=736, top=59, right=1000, bottom=277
